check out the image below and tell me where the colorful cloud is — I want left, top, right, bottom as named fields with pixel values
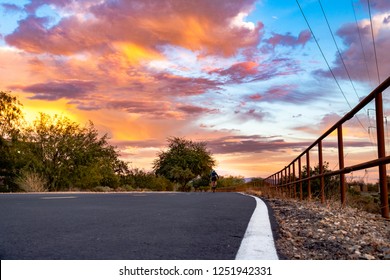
left=0, top=0, right=388, bottom=179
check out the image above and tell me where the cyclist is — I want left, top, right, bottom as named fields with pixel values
left=210, top=169, right=219, bottom=193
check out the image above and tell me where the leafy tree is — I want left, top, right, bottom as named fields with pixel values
left=0, top=92, right=130, bottom=192
left=0, top=91, right=24, bottom=140
left=153, top=137, right=215, bottom=191
left=0, top=91, right=25, bottom=191
left=24, top=113, right=124, bottom=190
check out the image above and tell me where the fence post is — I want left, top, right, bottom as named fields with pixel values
left=284, top=167, right=287, bottom=197
left=306, top=151, right=311, bottom=201
left=375, top=92, right=389, bottom=219
left=298, top=157, right=302, bottom=200
left=318, top=140, right=325, bottom=204
left=292, top=161, right=297, bottom=199
left=338, top=125, right=346, bottom=207
left=288, top=164, right=291, bottom=197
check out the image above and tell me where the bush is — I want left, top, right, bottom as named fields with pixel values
left=190, top=175, right=247, bottom=192
left=346, top=189, right=380, bottom=213
left=93, top=186, right=112, bottom=192
left=217, top=176, right=245, bottom=189
left=126, top=169, right=174, bottom=191
left=14, top=170, right=48, bottom=192
left=190, top=175, right=210, bottom=191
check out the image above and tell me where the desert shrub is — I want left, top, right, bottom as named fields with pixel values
left=122, top=185, right=135, bottom=191
left=152, top=175, right=174, bottom=191
left=93, top=186, right=112, bottom=192
left=190, top=175, right=210, bottom=191
left=346, top=189, right=380, bottom=213
left=217, top=176, right=245, bottom=188
left=127, top=169, right=174, bottom=191
left=14, top=170, right=48, bottom=192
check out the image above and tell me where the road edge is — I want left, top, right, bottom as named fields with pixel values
left=235, top=193, right=279, bottom=260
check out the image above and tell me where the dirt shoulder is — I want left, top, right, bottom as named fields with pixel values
left=260, top=197, right=390, bottom=260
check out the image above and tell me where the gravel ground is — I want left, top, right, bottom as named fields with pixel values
left=263, top=197, right=390, bottom=260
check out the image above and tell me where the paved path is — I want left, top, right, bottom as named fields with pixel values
left=0, top=192, right=277, bottom=260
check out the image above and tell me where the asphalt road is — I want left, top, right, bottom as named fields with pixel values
left=0, top=192, right=257, bottom=260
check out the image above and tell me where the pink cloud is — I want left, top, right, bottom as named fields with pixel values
left=315, top=10, right=390, bottom=83
left=24, top=0, right=74, bottom=13
left=238, top=108, right=267, bottom=121
left=248, top=84, right=319, bottom=104
left=12, top=80, right=97, bottom=100
left=6, top=0, right=262, bottom=57
left=206, top=135, right=312, bottom=154
left=103, top=99, right=182, bottom=119
left=153, top=73, right=222, bottom=96
left=177, top=105, right=219, bottom=115
left=211, top=56, right=304, bottom=83
left=265, top=30, right=311, bottom=48
left=358, top=0, right=390, bottom=12
left=249, top=93, right=262, bottom=100
left=112, top=139, right=164, bottom=150
left=206, top=134, right=373, bottom=155
left=71, top=98, right=219, bottom=120
left=210, top=61, right=260, bottom=83
left=6, top=14, right=113, bottom=55
left=1, top=3, right=23, bottom=13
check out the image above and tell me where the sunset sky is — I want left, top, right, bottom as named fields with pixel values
left=1, top=0, right=389, bottom=181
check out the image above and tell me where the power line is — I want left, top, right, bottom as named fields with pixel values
left=318, top=0, right=361, bottom=103
left=351, top=1, right=380, bottom=157
left=295, top=0, right=352, bottom=110
left=296, top=0, right=366, bottom=132
left=367, top=0, right=381, bottom=84
left=352, top=1, right=372, bottom=85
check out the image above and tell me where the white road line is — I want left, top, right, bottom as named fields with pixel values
left=40, top=196, right=77, bottom=200
left=235, top=194, right=279, bottom=260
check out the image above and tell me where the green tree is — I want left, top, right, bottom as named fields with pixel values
left=0, top=91, right=25, bottom=191
left=0, top=91, right=24, bottom=140
left=24, top=113, right=124, bottom=190
left=153, top=137, right=215, bottom=191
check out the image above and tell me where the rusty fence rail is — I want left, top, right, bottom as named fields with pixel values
left=265, top=76, right=390, bottom=219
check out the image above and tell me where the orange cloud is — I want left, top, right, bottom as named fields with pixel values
left=0, top=48, right=33, bottom=85
left=114, top=42, right=163, bottom=63
left=5, top=0, right=262, bottom=57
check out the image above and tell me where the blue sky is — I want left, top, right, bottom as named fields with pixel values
left=0, top=0, right=389, bottom=181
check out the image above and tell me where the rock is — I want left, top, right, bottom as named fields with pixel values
left=283, top=231, right=293, bottom=238
left=362, top=254, right=376, bottom=260
left=328, top=236, right=336, bottom=241
left=263, top=196, right=390, bottom=260
left=354, top=250, right=361, bottom=255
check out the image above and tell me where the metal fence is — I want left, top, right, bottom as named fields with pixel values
left=265, top=76, right=390, bottom=219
